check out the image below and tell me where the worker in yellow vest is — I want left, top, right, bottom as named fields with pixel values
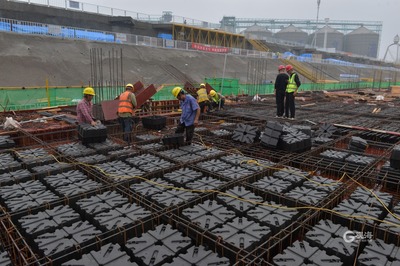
left=197, top=83, right=211, bottom=113
left=117, top=83, right=137, bottom=145
left=208, top=90, right=225, bottom=111
left=285, top=65, right=301, bottom=120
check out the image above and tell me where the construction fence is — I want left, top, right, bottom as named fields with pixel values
left=1, top=81, right=399, bottom=111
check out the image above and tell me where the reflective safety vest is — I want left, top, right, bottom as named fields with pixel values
left=197, top=88, right=209, bottom=103
left=211, top=93, right=220, bottom=103
left=286, top=73, right=298, bottom=93
left=118, top=91, right=135, bottom=114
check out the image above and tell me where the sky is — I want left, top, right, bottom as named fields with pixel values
left=85, top=0, right=399, bottom=60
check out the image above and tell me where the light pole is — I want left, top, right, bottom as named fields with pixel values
left=312, top=0, right=321, bottom=47
left=384, top=34, right=400, bottom=64
left=219, top=53, right=228, bottom=109
left=323, top=18, right=329, bottom=50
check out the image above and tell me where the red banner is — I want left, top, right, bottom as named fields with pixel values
left=191, top=43, right=229, bottom=53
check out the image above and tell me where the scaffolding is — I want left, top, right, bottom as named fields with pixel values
left=172, top=24, right=246, bottom=49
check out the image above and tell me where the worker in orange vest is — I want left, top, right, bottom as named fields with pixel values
left=117, top=83, right=137, bottom=145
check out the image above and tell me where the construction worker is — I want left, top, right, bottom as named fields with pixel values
left=208, top=90, right=225, bottom=111
left=117, top=83, right=137, bottom=145
left=197, top=83, right=210, bottom=113
left=76, top=87, right=96, bottom=126
left=285, top=65, right=301, bottom=120
left=172, top=86, right=200, bottom=145
left=274, top=65, right=289, bottom=118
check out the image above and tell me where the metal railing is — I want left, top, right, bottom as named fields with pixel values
left=0, top=17, right=399, bottom=73
left=6, top=0, right=397, bottom=65
left=6, top=0, right=220, bottom=28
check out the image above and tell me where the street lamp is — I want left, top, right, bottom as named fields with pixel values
left=384, top=34, right=400, bottom=64
left=311, top=0, right=321, bottom=47
left=395, top=34, right=400, bottom=63
left=323, top=18, right=329, bottom=50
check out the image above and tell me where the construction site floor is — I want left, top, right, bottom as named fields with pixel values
left=1, top=94, right=400, bottom=265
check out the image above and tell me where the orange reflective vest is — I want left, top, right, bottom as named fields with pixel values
left=118, top=91, right=135, bottom=115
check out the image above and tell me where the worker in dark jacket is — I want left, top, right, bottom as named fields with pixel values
left=274, top=65, right=288, bottom=118
left=117, top=83, right=137, bottom=145
left=285, top=65, right=301, bottom=120
left=172, top=87, right=200, bottom=144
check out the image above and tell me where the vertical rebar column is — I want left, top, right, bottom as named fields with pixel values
left=99, top=48, right=102, bottom=101
left=115, top=49, right=119, bottom=95
left=246, top=61, right=250, bottom=96
left=120, top=48, right=124, bottom=98
left=109, top=50, right=112, bottom=98
left=89, top=48, right=93, bottom=88
left=256, top=60, right=260, bottom=95
left=96, top=48, right=101, bottom=103
left=112, top=47, right=115, bottom=92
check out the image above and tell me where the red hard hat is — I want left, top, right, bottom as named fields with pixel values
left=278, top=65, right=285, bottom=71
left=286, top=65, right=293, bottom=71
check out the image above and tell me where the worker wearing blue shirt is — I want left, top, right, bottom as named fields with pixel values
left=172, top=87, right=200, bottom=144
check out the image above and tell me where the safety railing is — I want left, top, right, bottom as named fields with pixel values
left=6, top=0, right=219, bottom=28
left=0, top=17, right=399, bottom=73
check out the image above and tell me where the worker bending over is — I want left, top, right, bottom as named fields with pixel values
left=172, top=87, right=200, bottom=145
left=197, top=83, right=211, bottom=113
left=208, top=90, right=225, bottom=111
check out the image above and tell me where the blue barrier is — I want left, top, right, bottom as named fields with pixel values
left=0, top=21, right=114, bottom=42
left=12, top=24, right=49, bottom=34
left=60, top=28, right=74, bottom=38
left=72, top=29, right=114, bottom=42
left=0, top=22, right=11, bottom=31
left=158, top=33, right=172, bottom=40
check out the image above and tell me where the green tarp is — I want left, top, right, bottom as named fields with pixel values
left=1, top=81, right=399, bottom=111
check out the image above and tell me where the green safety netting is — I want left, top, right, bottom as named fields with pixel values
left=1, top=81, right=398, bottom=111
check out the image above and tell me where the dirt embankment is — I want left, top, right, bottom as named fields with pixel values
left=0, top=32, right=281, bottom=87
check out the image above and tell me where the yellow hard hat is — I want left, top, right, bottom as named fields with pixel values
left=200, top=83, right=206, bottom=88
left=83, top=87, right=95, bottom=96
left=172, top=87, right=183, bottom=98
left=209, top=90, right=216, bottom=97
left=126, top=83, right=134, bottom=89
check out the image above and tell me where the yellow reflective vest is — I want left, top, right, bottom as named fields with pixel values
left=211, top=93, right=220, bottom=103
left=197, top=88, right=208, bottom=103
left=286, top=73, right=298, bottom=93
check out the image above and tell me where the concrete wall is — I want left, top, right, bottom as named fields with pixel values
left=1, top=31, right=397, bottom=88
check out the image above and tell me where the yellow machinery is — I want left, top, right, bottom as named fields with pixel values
left=248, top=39, right=270, bottom=52
left=172, top=24, right=246, bottom=49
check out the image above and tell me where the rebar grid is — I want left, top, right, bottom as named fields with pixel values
left=244, top=176, right=363, bottom=265
left=2, top=100, right=400, bottom=265
left=0, top=216, right=38, bottom=266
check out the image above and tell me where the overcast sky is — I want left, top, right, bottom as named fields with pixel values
left=86, top=0, right=399, bottom=60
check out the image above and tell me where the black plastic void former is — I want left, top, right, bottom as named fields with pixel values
left=141, top=116, right=167, bottom=130
left=232, top=123, right=260, bottom=144
left=390, top=145, right=400, bottom=169
left=78, top=124, right=108, bottom=144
